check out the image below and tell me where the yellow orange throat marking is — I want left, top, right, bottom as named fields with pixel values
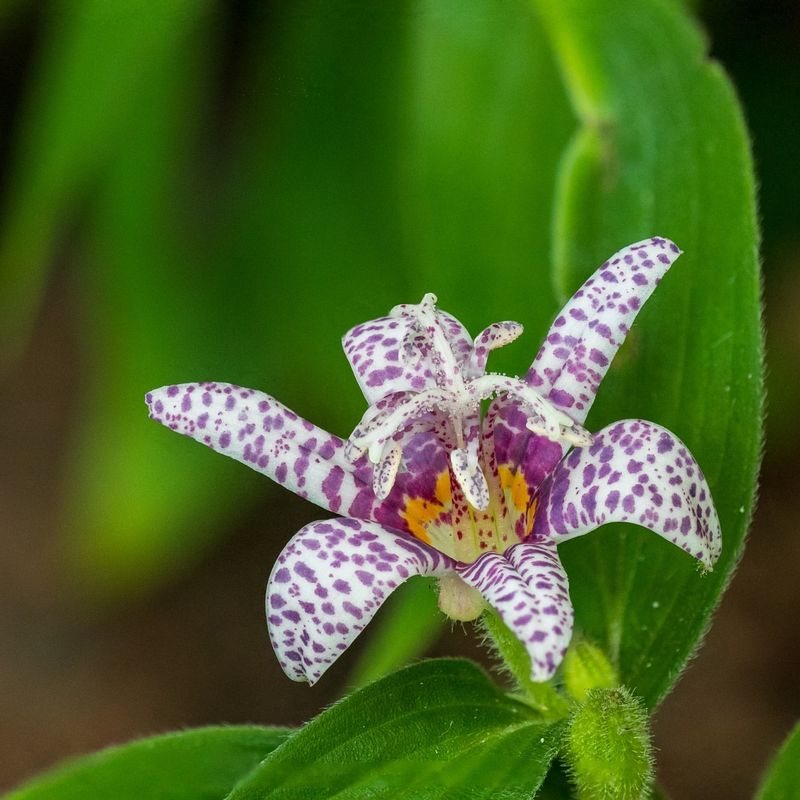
left=400, top=469, right=452, bottom=545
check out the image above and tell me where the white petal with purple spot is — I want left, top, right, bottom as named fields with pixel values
left=146, top=382, right=371, bottom=516
left=267, top=517, right=455, bottom=684
left=533, top=419, right=721, bottom=569
left=342, top=295, right=472, bottom=404
left=458, top=541, right=573, bottom=681
left=529, top=237, right=682, bottom=422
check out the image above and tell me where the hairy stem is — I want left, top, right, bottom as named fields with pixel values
left=480, top=607, right=570, bottom=720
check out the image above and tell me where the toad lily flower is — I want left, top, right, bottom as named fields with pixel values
left=146, top=237, right=720, bottom=685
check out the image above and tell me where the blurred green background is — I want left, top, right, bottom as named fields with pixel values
left=0, top=1, right=796, bottom=798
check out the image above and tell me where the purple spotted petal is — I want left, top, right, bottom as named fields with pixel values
left=484, top=402, right=565, bottom=539
left=342, top=305, right=472, bottom=404
left=267, top=517, right=455, bottom=684
left=145, top=382, right=371, bottom=515
left=458, top=541, right=573, bottom=681
left=533, top=419, right=721, bottom=569
left=528, top=237, right=682, bottom=421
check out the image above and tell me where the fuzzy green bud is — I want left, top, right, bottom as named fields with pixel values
left=563, top=639, right=619, bottom=702
left=565, top=686, right=653, bottom=800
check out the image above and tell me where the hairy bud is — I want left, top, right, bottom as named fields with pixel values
left=565, top=687, right=653, bottom=800
left=563, top=638, right=618, bottom=702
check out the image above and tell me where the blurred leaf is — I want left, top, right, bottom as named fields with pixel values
left=756, top=723, right=800, bottom=800
left=401, top=0, right=574, bottom=365
left=535, top=0, right=762, bottom=706
left=226, top=659, right=561, bottom=799
left=346, top=576, right=442, bottom=690
left=223, top=0, right=415, bottom=426
left=64, top=2, right=246, bottom=599
left=0, top=0, right=212, bottom=366
left=4, top=726, right=288, bottom=800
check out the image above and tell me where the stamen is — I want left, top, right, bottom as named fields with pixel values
left=348, top=295, right=594, bottom=514
left=450, top=447, right=490, bottom=510
left=350, top=387, right=452, bottom=458
left=560, top=423, right=595, bottom=447
left=466, top=321, right=524, bottom=378
left=373, top=443, right=402, bottom=500
left=466, top=374, right=574, bottom=442
left=391, top=293, right=462, bottom=390
left=345, top=392, right=410, bottom=462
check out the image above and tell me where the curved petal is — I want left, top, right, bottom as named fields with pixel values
left=145, top=382, right=372, bottom=516
left=342, top=306, right=472, bottom=404
left=146, top=383, right=465, bottom=552
left=528, top=237, right=682, bottom=422
left=533, top=420, right=721, bottom=569
left=458, top=541, right=573, bottom=681
left=266, top=517, right=455, bottom=684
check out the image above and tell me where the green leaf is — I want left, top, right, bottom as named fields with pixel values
left=4, top=726, right=289, bottom=800
left=756, top=723, right=800, bottom=800
left=226, top=659, right=561, bottom=799
left=535, top=0, right=762, bottom=706
left=346, top=577, right=443, bottom=690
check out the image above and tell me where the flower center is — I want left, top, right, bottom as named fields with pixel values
left=347, top=294, right=592, bottom=561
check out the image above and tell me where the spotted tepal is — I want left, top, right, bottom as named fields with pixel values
left=146, top=237, right=720, bottom=685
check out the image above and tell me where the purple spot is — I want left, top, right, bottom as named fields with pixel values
left=657, top=434, right=674, bottom=453
left=355, top=570, right=374, bottom=586
left=589, top=348, right=609, bottom=367
left=550, top=389, right=574, bottom=408
left=294, top=562, right=317, bottom=583
left=342, top=601, right=363, bottom=619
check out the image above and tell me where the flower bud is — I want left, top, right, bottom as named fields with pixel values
left=565, top=687, right=653, bottom=800
left=563, top=638, right=618, bottom=702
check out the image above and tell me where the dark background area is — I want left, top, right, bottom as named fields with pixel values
left=1, top=1, right=798, bottom=798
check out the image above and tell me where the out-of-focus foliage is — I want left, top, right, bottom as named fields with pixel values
left=0, top=0, right=213, bottom=363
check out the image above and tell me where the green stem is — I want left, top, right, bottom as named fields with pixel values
left=481, top=607, right=570, bottom=720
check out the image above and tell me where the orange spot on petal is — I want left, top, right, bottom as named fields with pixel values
left=400, top=496, right=442, bottom=545
left=434, top=469, right=452, bottom=505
